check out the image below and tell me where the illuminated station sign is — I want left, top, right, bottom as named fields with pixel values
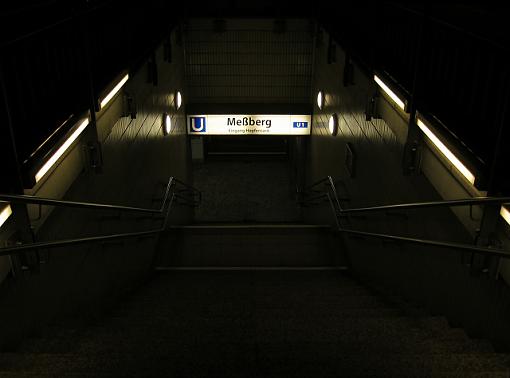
left=187, top=114, right=311, bottom=136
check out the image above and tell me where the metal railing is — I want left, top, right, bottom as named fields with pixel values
left=299, top=175, right=510, bottom=259
left=170, top=178, right=201, bottom=207
left=0, top=177, right=176, bottom=215
left=0, top=177, right=201, bottom=256
left=339, top=197, right=510, bottom=215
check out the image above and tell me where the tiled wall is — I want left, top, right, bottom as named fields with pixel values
left=307, top=28, right=510, bottom=348
left=307, top=34, right=467, bottom=242
left=0, top=29, right=191, bottom=349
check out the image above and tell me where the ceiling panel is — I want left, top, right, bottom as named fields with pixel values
left=184, top=18, right=314, bottom=104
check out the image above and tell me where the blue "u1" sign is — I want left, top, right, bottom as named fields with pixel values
left=293, top=122, right=308, bottom=128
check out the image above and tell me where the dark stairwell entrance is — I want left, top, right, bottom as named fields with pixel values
left=3, top=153, right=509, bottom=376
left=193, top=136, right=301, bottom=223
left=157, top=134, right=346, bottom=269
left=2, top=11, right=510, bottom=378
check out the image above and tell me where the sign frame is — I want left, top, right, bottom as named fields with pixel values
left=187, top=114, right=311, bottom=136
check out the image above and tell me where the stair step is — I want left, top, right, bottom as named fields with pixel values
left=39, top=315, right=484, bottom=355
left=0, top=351, right=507, bottom=376
left=0, top=374, right=508, bottom=378
left=2, top=372, right=505, bottom=378
left=110, top=307, right=406, bottom=319
left=3, top=270, right=507, bottom=377
left=156, top=224, right=347, bottom=267
left=170, top=224, right=333, bottom=230
left=254, top=349, right=510, bottom=377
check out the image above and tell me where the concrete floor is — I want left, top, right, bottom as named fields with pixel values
left=193, top=157, right=301, bottom=223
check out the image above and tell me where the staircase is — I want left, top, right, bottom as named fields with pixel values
left=1, top=225, right=509, bottom=377
left=155, top=224, right=346, bottom=267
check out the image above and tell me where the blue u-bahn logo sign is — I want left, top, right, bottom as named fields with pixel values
left=190, top=117, right=207, bottom=132
left=293, top=121, right=308, bottom=128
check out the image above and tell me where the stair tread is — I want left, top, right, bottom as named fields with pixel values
left=0, top=352, right=508, bottom=374
left=168, top=223, right=332, bottom=229
left=3, top=271, right=507, bottom=376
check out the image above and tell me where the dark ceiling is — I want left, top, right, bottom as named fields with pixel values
left=1, top=1, right=508, bottom=191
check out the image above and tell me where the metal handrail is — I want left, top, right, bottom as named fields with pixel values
left=340, top=197, right=510, bottom=214
left=0, top=177, right=201, bottom=256
left=327, top=176, right=343, bottom=214
left=0, top=194, right=174, bottom=256
left=172, top=177, right=200, bottom=195
left=304, top=176, right=332, bottom=191
left=0, top=223, right=165, bottom=257
left=301, top=176, right=344, bottom=211
left=300, top=176, right=510, bottom=259
left=0, top=176, right=176, bottom=215
left=340, top=228, right=510, bottom=259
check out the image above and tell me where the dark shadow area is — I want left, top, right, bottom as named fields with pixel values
left=194, top=155, right=301, bottom=223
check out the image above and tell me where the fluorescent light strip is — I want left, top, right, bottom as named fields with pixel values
left=0, top=203, right=13, bottom=229
left=501, top=205, right=510, bottom=226
left=374, top=75, right=406, bottom=111
left=100, top=74, right=129, bottom=109
left=35, top=118, right=89, bottom=183
left=417, top=118, right=475, bottom=185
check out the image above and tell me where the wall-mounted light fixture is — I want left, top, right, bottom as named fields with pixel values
left=374, top=74, right=407, bottom=112
left=328, top=113, right=338, bottom=136
left=416, top=116, right=475, bottom=185
left=345, top=142, right=356, bottom=178
left=99, top=74, right=129, bottom=110
left=123, top=94, right=137, bottom=119
left=163, top=113, right=172, bottom=135
left=35, top=117, right=90, bottom=183
left=175, top=91, right=183, bottom=110
left=0, top=202, right=12, bottom=229
left=317, top=90, right=324, bottom=110
left=365, top=94, right=378, bottom=121
left=500, top=205, right=510, bottom=227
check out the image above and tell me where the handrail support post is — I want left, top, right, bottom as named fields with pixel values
left=472, top=203, right=503, bottom=278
